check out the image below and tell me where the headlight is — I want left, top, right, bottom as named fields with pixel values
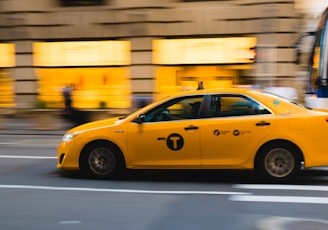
left=62, top=132, right=80, bottom=142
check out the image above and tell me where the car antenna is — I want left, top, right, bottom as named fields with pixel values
left=197, top=81, right=204, bottom=90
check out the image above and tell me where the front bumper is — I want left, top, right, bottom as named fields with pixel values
left=57, top=141, right=80, bottom=170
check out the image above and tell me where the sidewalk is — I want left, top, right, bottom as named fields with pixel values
left=0, top=117, right=72, bottom=136
left=0, top=108, right=129, bottom=136
left=0, top=117, right=69, bottom=147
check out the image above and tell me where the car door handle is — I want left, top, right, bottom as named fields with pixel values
left=184, top=125, right=199, bottom=130
left=256, top=121, right=271, bottom=126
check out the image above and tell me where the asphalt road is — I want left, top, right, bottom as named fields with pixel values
left=1, top=135, right=328, bottom=230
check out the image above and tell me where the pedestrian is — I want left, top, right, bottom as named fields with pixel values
left=197, top=81, right=204, bottom=90
left=62, top=84, right=73, bottom=111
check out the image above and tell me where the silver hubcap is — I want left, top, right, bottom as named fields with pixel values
left=88, top=147, right=115, bottom=175
left=264, top=148, right=295, bottom=178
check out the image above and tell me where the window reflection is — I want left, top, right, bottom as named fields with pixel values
left=144, top=96, right=204, bottom=122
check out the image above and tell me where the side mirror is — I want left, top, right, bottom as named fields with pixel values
left=136, top=114, right=146, bottom=124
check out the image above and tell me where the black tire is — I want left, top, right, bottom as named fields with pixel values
left=255, top=142, right=302, bottom=182
left=79, top=141, right=124, bottom=179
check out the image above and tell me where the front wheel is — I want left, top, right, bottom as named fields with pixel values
left=80, top=142, right=124, bottom=179
left=255, top=143, right=302, bottom=182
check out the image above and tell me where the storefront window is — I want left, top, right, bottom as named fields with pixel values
left=153, top=37, right=256, bottom=99
left=36, top=67, right=130, bottom=109
left=0, top=43, right=15, bottom=108
left=0, top=71, right=15, bottom=107
left=34, top=41, right=131, bottom=109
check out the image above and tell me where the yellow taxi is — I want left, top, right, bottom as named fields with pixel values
left=57, top=88, right=328, bottom=182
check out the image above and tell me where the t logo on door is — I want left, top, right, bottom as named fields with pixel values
left=166, top=133, right=184, bottom=151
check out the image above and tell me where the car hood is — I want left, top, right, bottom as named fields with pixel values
left=68, top=116, right=124, bottom=133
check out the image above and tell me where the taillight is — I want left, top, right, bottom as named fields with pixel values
left=325, top=118, right=328, bottom=123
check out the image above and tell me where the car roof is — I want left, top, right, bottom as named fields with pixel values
left=153, top=87, right=310, bottom=114
left=170, top=87, right=255, bottom=96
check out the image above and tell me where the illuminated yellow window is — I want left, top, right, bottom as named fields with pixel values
left=152, top=37, right=256, bottom=99
left=153, top=37, right=257, bottom=65
left=0, top=43, right=15, bottom=67
left=33, top=41, right=131, bottom=109
left=0, top=72, right=15, bottom=107
left=0, top=43, right=15, bottom=108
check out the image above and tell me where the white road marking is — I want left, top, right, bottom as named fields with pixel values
left=58, top=220, right=81, bottom=224
left=230, top=195, right=328, bottom=204
left=0, top=184, right=249, bottom=195
left=256, top=217, right=328, bottom=230
left=231, top=184, right=328, bottom=204
left=0, top=155, right=56, bottom=159
left=234, top=184, right=328, bottom=192
left=256, top=216, right=295, bottom=230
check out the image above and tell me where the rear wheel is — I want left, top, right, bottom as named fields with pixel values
left=80, top=142, right=124, bottom=179
left=255, top=142, right=302, bottom=182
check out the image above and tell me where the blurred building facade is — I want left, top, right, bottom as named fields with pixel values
left=0, top=0, right=324, bottom=109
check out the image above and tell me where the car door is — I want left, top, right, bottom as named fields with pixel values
left=126, top=95, right=204, bottom=167
left=201, top=94, right=276, bottom=166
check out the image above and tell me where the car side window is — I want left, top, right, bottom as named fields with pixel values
left=143, top=96, right=204, bottom=122
left=208, top=94, right=271, bottom=117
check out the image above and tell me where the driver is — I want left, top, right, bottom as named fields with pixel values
left=190, top=102, right=201, bottom=118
